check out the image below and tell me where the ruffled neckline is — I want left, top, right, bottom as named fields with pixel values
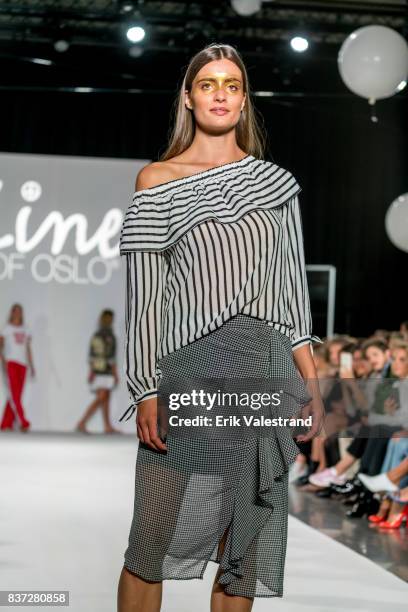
left=131, top=154, right=255, bottom=197
left=120, top=156, right=302, bottom=253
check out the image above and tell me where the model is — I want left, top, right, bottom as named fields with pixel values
left=0, top=303, right=34, bottom=431
left=117, top=43, right=325, bottom=612
left=76, top=309, right=120, bottom=434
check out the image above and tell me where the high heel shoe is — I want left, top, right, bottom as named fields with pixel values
left=368, top=496, right=391, bottom=524
left=346, top=490, right=379, bottom=519
left=377, top=505, right=408, bottom=529
left=343, top=492, right=360, bottom=506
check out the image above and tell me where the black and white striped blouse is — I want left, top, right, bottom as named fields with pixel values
left=119, top=154, right=322, bottom=422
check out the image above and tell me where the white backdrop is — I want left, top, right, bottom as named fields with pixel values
left=0, top=152, right=147, bottom=433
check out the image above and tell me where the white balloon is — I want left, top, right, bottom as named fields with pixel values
left=231, top=0, right=262, bottom=17
left=338, top=25, right=408, bottom=102
left=385, top=193, right=408, bottom=253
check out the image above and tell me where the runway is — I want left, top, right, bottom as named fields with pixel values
left=1, top=433, right=407, bottom=612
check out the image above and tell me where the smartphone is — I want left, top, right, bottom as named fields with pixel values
left=389, top=384, right=400, bottom=408
left=340, top=352, right=353, bottom=373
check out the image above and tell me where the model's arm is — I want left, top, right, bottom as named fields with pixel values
left=0, top=335, right=4, bottom=370
left=284, top=194, right=325, bottom=440
left=119, top=164, right=171, bottom=450
left=87, top=334, right=97, bottom=383
left=123, top=250, right=166, bottom=411
left=26, top=334, right=35, bottom=375
left=285, top=195, right=322, bottom=355
left=88, top=335, right=96, bottom=366
left=121, top=249, right=168, bottom=451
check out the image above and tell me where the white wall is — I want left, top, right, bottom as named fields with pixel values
left=0, top=152, right=147, bottom=433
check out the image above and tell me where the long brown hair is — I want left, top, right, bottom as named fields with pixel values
left=8, top=303, right=24, bottom=325
left=160, top=43, right=267, bottom=161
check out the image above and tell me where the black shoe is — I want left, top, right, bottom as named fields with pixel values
left=294, top=474, right=312, bottom=487
left=346, top=492, right=379, bottom=519
left=331, top=478, right=361, bottom=496
left=294, top=462, right=320, bottom=487
left=315, top=487, right=334, bottom=498
left=343, top=492, right=360, bottom=506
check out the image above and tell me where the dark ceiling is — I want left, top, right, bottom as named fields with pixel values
left=1, top=2, right=407, bottom=336
left=0, top=0, right=407, bottom=97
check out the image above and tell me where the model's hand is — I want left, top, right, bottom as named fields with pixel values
left=295, top=381, right=325, bottom=443
left=136, top=397, right=167, bottom=452
left=295, top=401, right=325, bottom=443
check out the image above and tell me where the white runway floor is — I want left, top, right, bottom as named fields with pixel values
left=1, top=433, right=407, bottom=612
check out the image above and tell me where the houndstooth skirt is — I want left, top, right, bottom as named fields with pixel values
left=123, top=314, right=312, bottom=598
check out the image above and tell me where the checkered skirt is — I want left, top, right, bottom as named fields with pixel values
left=123, top=314, right=312, bottom=598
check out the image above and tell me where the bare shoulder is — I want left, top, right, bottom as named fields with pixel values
left=135, top=161, right=177, bottom=192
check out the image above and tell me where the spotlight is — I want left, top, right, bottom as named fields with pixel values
left=290, top=36, right=309, bottom=52
left=126, top=26, right=145, bottom=43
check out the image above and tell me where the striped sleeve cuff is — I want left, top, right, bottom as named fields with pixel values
left=119, top=388, right=159, bottom=422
left=291, top=334, right=324, bottom=352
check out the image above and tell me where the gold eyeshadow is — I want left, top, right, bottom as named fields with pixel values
left=194, top=75, right=242, bottom=93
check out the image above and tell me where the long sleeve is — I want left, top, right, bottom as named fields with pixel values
left=119, top=250, right=167, bottom=422
left=107, top=333, right=116, bottom=366
left=284, top=195, right=323, bottom=352
left=88, top=334, right=95, bottom=368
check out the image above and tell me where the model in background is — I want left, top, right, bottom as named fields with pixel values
left=0, top=303, right=34, bottom=431
left=76, top=309, right=120, bottom=434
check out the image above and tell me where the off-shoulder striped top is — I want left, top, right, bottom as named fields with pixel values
left=119, top=154, right=323, bottom=422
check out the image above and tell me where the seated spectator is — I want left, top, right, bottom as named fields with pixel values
left=306, top=338, right=395, bottom=488
left=400, top=320, right=408, bottom=342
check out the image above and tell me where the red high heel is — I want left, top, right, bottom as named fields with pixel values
left=377, top=505, right=408, bottom=529
left=368, top=514, right=386, bottom=524
left=368, top=497, right=391, bottom=523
